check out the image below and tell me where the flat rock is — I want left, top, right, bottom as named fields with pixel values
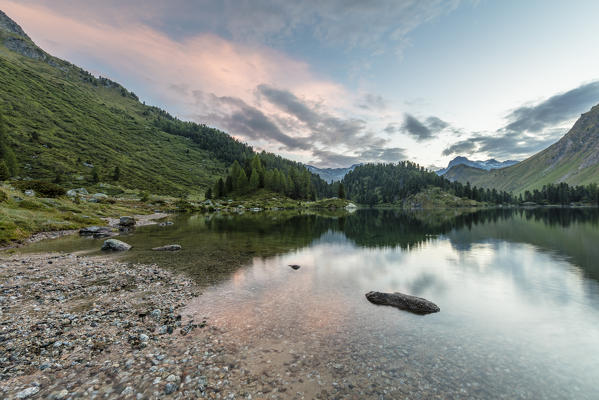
left=101, top=239, right=132, bottom=251
left=152, top=244, right=182, bottom=251
left=365, top=291, right=440, bottom=315
left=79, top=226, right=113, bottom=237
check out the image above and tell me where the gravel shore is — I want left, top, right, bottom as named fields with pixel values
left=0, top=253, right=250, bottom=399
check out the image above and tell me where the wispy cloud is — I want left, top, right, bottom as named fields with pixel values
left=442, top=81, right=599, bottom=160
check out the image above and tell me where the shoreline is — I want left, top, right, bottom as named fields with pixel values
left=0, top=213, right=170, bottom=251
left=0, top=252, right=223, bottom=399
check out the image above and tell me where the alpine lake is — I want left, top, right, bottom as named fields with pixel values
left=21, top=208, right=599, bottom=399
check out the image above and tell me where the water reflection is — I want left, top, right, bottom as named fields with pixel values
left=18, top=207, right=599, bottom=398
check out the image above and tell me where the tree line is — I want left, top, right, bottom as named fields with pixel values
left=207, top=154, right=333, bottom=200
left=340, top=162, right=515, bottom=206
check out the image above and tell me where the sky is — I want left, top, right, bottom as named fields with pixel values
left=2, top=0, right=599, bottom=169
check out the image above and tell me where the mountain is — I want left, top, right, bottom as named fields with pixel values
left=444, top=104, right=599, bottom=192
left=306, top=164, right=361, bottom=183
left=0, top=10, right=329, bottom=196
left=436, top=156, right=518, bottom=175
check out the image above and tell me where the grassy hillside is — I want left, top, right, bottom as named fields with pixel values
left=0, top=25, right=231, bottom=194
left=444, top=104, right=599, bottom=193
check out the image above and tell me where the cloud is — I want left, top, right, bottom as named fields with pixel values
left=425, top=116, right=449, bottom=132
left=311, top=146, right=406, bottom=166
left=14, top=0, right=464, bottom=55
left=441, top=128, right=565, bottom=159
left=194, top=92, right=310, bottom=151
left=442, top=81, right=599, bottom=160
left=402, top=114, right=432, bottom=141
left=398, top=114, right=450, bottom=141
left=504, top=81, right=599, bottom=133
left=357, top=93, right=387, bottom=111
left=257, top=84, right=386, bottom=149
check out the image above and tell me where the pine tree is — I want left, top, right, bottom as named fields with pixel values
left=338, top=183, right=346, bottom=199
left=0, top=160, right=9, bottom=181
left=205, top=187, right=213, bottom=199
left=249, top=168, right=260, bottom=190
left=236, top=169, right=248, bottom=193
left=113, top=166, right=121, bottom=181
left=91, top=167, right=100, bottom=183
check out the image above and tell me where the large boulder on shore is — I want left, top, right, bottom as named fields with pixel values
left=152, top=244, right=181, bottom=251
left=119, top=216, right=136, bottom=227
left=365, top=291, right=440, bottom=315
left=101, top=239, right=132, bottom=251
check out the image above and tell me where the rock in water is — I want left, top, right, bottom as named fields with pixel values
left=365, top=291, right=440, bottom=315
left=119, top=216, right=136, bottom=227
left=289, top=264, right=301, bottom=270
left=101, top=239, right=132, bottom=251
left=152, top=244, right=182, bottom=251
left=79, top=226, right=113, bottom=238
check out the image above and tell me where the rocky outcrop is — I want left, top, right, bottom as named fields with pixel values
left=101, top=239, right=131, bottom=251
left=365, top=291, right=440, bottom=315
left=152, top=244, right=182, bottom=251
left=0, top=10, right=30, bottom=38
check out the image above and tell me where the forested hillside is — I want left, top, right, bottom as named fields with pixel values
left=341, top=162, right=514, bottom=206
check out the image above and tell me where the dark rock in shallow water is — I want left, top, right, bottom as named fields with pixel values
left=119, top=216, right=136, bottom=227
left=79, top=226, right=113, bottom=238
left=289, top=264, right=301, bottom=270
left=152, top=244, right=182, bottom=251
left=101, top=239, right=132, bottom=251
left=365, top=291, right=440, bottom=315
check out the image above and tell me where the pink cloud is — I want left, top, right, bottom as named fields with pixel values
left=2, top=1, right=346, bottom=113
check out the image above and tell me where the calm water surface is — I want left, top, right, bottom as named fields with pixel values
left=23, top=209, right=599, bottom=398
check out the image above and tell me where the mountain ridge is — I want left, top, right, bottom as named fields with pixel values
left=306, top=164, right=361, bottom=183
left=436, top=156, right=519, bottom=176
left=444, top=104, right=599, bottom=192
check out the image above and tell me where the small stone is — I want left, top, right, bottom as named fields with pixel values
left=121, top=387, right=134, bottom=395
left=151, top=309, right=162, bottom=320
left=16, top=387, right=40, bottom=399
left=164, top=383, right=178, bottom=395
left=139, top=333, right=149, bottom=342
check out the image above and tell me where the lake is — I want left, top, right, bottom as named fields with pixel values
left=23, top=208, right=599, bottom=399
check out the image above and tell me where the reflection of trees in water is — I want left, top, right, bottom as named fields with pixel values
left=136, top=208, right=599, bottom=285
left=202, top=208, right=599, bottom=252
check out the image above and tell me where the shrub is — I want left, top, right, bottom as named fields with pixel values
left=15, top=180, right=66, bottom=198
left=0, top=189, right=7, bottom=203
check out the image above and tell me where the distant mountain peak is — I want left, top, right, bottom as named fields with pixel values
left=437, top=156, right=519, bottom=175
left=306, top=163, right=361, bottom=183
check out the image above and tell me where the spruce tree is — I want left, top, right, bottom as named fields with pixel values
left=0, top=160, right=9, bottom=181
left=338, top=183, right=346, bottom=199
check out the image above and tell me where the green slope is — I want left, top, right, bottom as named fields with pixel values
left=444, top=104, right=599, bottom=193
left=0, top=10, right=233, bottom=195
